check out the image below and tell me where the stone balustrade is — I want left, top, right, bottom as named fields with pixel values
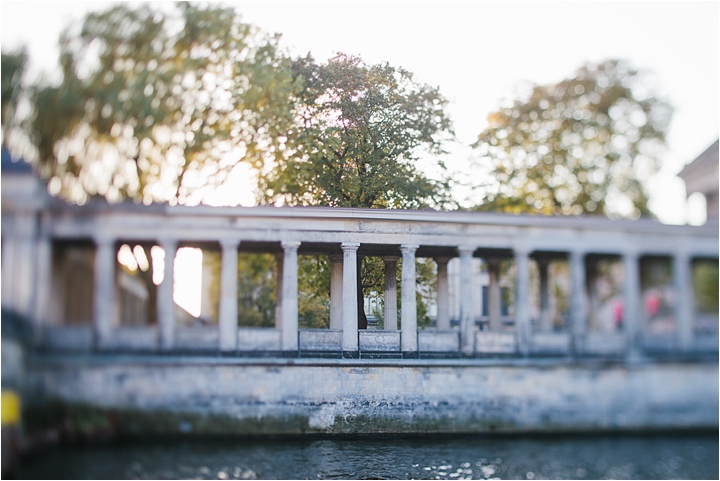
left=2, top=198, right=718, bottom=359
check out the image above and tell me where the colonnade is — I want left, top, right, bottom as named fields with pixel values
left=0, top=180, right=713, bottom=358
left=75, top=231, right=710, bottom=357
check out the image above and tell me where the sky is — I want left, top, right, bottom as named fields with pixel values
left=1, top=0, right=718, bottom=225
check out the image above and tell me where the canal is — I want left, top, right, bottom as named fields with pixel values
left=16, top=431, right=718, bottom=479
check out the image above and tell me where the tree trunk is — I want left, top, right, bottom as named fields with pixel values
left=137, top=243, right=158, bottom=326
left=356, top=256, right=367, bottom=329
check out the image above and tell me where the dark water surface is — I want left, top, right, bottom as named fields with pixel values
left=17, top=432, right=719, bottom=480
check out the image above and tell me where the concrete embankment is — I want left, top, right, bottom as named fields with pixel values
left=23, top=355, right=719, bottom=435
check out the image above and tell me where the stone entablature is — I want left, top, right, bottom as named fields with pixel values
left=2, top=194, right=718, bottom=359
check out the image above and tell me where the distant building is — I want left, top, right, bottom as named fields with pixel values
left=678, top=139, right=719, bottom=223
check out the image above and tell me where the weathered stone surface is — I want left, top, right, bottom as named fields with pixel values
left=43, top=326, right=93, bottom=352
left=359, top=331, right=401, bottom=352
left=418, top=330, right=459, bottom=352
left=531, top=332, right=571, bottom=355
left=584, top=332, right=625, bottom=356
left=237, top=328, right=281, bottom=351
left=26, top=356, right=719, bottom=435
left=176, top=327, right=219, bottom=351
left=476, top=331, right=516, bottom=354
left=299, top=330, right=342, bottom=351
left=112, top=327, right=158, bottom=351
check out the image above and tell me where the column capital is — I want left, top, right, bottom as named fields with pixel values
left=622, top=250, right=640, bottom=261
left=158, top=238, right=178, bottom=250
left=382, top=255, right=400, bottom=263
left=329, top=254, right=344, bottom=263
left=93, top=233, right=115, bottom=247
left=341, top=242, right=360, bottom=252
left=220, top=239, right=241, bottom=250
left=514, top=245, right=532, bottom=257
left=281, top=240, right=301, bottom=250
left=435, top=256, right=451, bottom=265
left=457, top=245, right=476, bottom=257
left=673, top=249, right=690, bottom=261
left=400, top=244, right=419, bottom=255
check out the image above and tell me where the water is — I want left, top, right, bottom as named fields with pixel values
left=17, top=432, right=718, bottom=480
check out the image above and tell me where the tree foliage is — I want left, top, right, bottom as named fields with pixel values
left=1, top=49, right=27, bottom=147
left=29, top=2, right=298, bottom=205
left=258, top=53, right=454, bottom=209
left=298, top=255, right=331, bottom=329
left=693, top=260, right=719, bottom=316
left=472, top=59, right=672, bottom=218
left=255, top=53, right=454, bottom=327
left=237, top=253, right=277, bottom=327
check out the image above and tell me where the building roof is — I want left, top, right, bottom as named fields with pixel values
left=1, top=146, right=33, bottom=174
left=678, top=139, right=719, bottom=180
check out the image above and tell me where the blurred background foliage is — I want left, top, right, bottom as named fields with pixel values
left=693, top=260, right=719, bottom=315
left=9, top=3, right=299, bottom=205
left=472, top=59, right=672, bottom=219
left=256, top=52, right=455, bottom=210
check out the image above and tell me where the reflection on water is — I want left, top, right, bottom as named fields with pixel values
left=17, top=432, right=718, bottom=480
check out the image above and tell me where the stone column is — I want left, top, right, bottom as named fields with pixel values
left=448, top=259, right=459, bottom=323
left=33, top=229, right=53, bottom=342
left=622, top=251, right=641, bottom=358
left=219, top=240, right=239, bottom=352
left=200, top=254, right=216, bottom=321
left=569, top=250, right=587, bottom=355
left=281, top=241, right=300, bottom=352
left=341, top=242, right=360, bottom=355
left=275, top=252, right=284, bottom=329
left=435, top=257, right=450, bottom=330
left=383, top=256, right=399, bottom=330
left=329, top=254, right=343, bottom=330
left=158, top=239, right=177, bottom=351
left=458, top=245, right=475, bottom=355
left=1, top=236, right=16, bottom=310
left=400, top=245, right=419, bottom=355
left=674, top=251, right=694, bottom=351
left=487, top=258, right=502, bottom=331
left=93, top=236, right=116, bottom=349
left=538, top=258, right=552, bottom=331
left=13, top=216, right=37, bottom=317
left=514, top=247, right=531, bottom=356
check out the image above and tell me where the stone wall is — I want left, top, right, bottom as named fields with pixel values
left=26, top=356, right=719, bottom=435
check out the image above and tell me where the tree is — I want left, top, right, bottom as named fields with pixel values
left=297, top=255, right=331, bottom=329
left=28, top=2, right=298, bottom=205
left=257, top=53, right=454, bottom=209
left=472, top=59, right=672, bottom=219
left=237, top=253, right=278, bottom=327
left=258, top=53, right=455, bottom=328
left=1, top=49, right=27, bottom=147
left=693, top=260, right=719, bottom=317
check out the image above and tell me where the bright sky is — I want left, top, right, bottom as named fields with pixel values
left=1, top=0, right=718, bottom=224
